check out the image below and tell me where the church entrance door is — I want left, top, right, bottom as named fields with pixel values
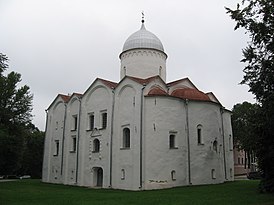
left=96, top=167, right=103, bottom=187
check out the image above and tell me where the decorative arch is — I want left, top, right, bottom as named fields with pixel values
left=117, top=84, right=136, bottom=98
left=52, top=101, right=65, bottom=112
left=85, top=85, right=110, bottom=105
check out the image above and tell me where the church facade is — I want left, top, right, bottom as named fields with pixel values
left=42, top=19, right=234, bottom=190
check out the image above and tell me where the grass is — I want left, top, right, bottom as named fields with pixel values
left=0, top=180, right=274, bottom=205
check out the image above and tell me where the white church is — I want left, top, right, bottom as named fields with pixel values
left=42, top=18, right=234, bottom=190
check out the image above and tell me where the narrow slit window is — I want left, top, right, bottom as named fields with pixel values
left=123, top=128, right=130, bottom=148
left=89, top=114, right=94, bottom=130
left=72, top=115, right=78, bottom=131
left=169, top=134, right=176, bottom=149
left=213, top=140, right=218, bottom=152
left=101, top=112, right=107, bottom=129
left=71, top=136, right=76, bottom=152
left=121, top=169, right=125, bottom=180
left=212, top=169, right=216, bottom=179
left=197, top=125, right=203, bottom=145
left=54, top=140, right=59, bottom=156
left=171, top=170, right=176, bottom=181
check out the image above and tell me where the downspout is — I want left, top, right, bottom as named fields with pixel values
left=139, top=85, right=145, bottom=189
left=43, top=109, right=49, bottom=181
left=220, top=107, right=227, bottom=180
left=109, top=88, right=115, bottom=188
left=75, top=97, right=82, bottom=184
left=185, top=99, right=192, bottom=185
left=60, top=103, right=67, bottom=175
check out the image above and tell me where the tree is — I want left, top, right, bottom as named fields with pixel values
left=0, top=53, right=34, bottom=175
left=20, top=128, right=45, bottom=178
left=231, top=102, right=259, bottom=169
left=226, top=0, right=274, bottom=192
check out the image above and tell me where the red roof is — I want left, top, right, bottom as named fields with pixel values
left=127, top=76, right=162, bottom=85
left=98, top=78, right=118, bottom=89
left=171, top=88, right=211, bottom=101
left=59, top=94, right=70, bottom=103
left=147, top=87, right=168, bottom=96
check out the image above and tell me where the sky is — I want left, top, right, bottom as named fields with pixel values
left=0, top=0, right=255, bottom=131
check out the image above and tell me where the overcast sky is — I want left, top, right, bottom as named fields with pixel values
left=0, top=0, right=255, bottom=131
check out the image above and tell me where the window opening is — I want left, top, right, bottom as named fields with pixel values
left=54, top=140, right=59, bottom=156
left=171, top=170, right=176, bottom=181
left=169, top=134, right=176, bottom=149
left=89, top=114, right=94, bottom=130
left=101, top=112, right=107, bottom=129
left=93, top=139, right=100, bottom=152
left=197, top=125, right=203, bottom=145
left=123, top=128, right=130, bottom=148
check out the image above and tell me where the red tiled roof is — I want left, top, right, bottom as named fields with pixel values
left=171, top=88, right=211, bottom=101
left=73, top=93, right=83, bottom=97
left=127, top=76, right=161, bottom=85
left=59, top=94, right=70, bottom=102
left=147, top=87, right=168, bottom=96
left=167, top=77, right=198, bottom=90
left=98, top=78, right=118, bottom=88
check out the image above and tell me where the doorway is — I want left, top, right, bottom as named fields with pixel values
left=93, top=167, right=103, bottom=187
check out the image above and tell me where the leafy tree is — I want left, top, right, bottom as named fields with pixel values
left=231, top=102, right=259, bottom=168
left=226, top=0, right=274, bottom=192
left=0, top=53, right=34, bottom=175
left=20, top=128, right=45, bottom=178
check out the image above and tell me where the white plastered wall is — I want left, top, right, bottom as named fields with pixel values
left=120, top=49, right=167, bottom=82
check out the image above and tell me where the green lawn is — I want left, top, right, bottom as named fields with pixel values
left=0, top=180, right=274, bottom=205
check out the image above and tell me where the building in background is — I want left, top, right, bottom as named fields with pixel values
left=42, top=18, right=234, bottom=190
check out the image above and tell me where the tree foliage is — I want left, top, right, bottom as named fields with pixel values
left=231, top=102, right=259, bottom=170
left=226, top=0, right=274, bottom=192
left=0, top=53, right=44, bottom=178
left=231, top=102, right=259, bottom=151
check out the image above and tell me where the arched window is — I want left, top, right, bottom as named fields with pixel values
left=93, top=139, right=100, bottom=153
left=197, top=124, right=203, bottom=145
left=213, top=140, right=218, bottom=152
left=123, top=128, right=130, bottom=148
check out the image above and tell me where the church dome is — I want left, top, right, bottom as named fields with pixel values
left=122, top=22, right=164, bottom=53
left=171, top=88, right=211, bottom=101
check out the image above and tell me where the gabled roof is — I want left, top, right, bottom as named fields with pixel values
left=171, top=88, right=211, bottom=102
left=47, top=94, right=69, bottom=110
left=97, top=78, right=118, bottom=89
left=59, top=94, right=70, bottom=103
left=147, top=86, right=169, bottom=96
left=126, top=75, right=164, bottom=85
left=83, top=78, right=118, bottom=96
left=167, top=77, right=198, bottom=90
left=206, top=92, right=221, bottom=104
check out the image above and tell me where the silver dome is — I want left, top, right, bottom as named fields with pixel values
left=122, top=23, right=164, bottom=53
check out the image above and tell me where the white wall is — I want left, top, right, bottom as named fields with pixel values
left=120, top=49, right=167, bottom=82
left=42, top=97, right=66, bottom=184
